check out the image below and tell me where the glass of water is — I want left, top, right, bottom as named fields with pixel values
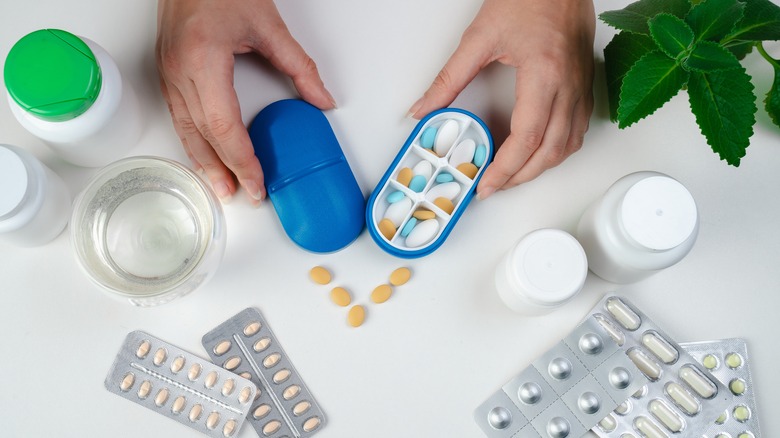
left=71, top=156, right=226, bottom=306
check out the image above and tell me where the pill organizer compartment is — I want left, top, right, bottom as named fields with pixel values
left=367, top=108, right=493, bottom=258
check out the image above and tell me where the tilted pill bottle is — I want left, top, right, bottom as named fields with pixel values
left=4, top=29, right=141, bottom=167
left=495, top=228, right=588, bottom=316
left=576, top=171, right=699, bottom=284
left=0, top=144, right=71, bottom=247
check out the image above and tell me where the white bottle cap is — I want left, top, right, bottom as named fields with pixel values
left=620, top=176, right=697, bottom=251
left=0, top=145, right=30, bottom=220
left=503, top=229, right=588, bottom=308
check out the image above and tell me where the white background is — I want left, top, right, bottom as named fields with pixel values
left=1, top=1, right=778, bottom=437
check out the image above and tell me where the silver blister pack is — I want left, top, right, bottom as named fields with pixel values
left=202, top=308, right=326, bottom=438
left=680, top=338, right=761, bottom=438
left=105, top=330, right=257, bottom=437
left=475, top=316, right=645, bottom=437
left=590, top=296, right=736, bottom=438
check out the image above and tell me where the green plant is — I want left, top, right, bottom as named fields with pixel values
left=601, top=0, right=780, bottom=165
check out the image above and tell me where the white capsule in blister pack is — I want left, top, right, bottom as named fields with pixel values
left=474, top=316, right=645, bottom=437
left=589, top=296, right=736, bottom=438
left=680, top=338, right=761, bottom=438
left=104, top=330, right=256, bottom=437
left=202, top=307, right=326, bottom=438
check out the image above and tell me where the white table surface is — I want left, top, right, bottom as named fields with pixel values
left=1, top=1, right=778, bottom=437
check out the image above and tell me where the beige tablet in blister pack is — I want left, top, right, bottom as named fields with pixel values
left=202, top=307, right=326, bottom=438
left=105, top=330, right=256, bottom=437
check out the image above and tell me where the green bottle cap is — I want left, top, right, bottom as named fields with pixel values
left=4, top=29, right=102, bottom=121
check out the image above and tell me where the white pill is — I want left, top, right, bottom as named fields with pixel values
left=425, top=181, right=461, bottom=202
left=634, top=416, right=668, bottom=438
left=405, top=219, right=439, bottom=248
left=649, top=399, right=684, bottom=432
left=642, top=332, right=678, bottom=364
left=384, top=196, right=412, bottom=227
left=679, top=365, right=717, bottom=398
left=628, top=348, right=662, bottom=380
left=606, top=297, right=641, bottom=330
left=664, top=382, right=700, bottom=415
left=598, top=414, right=617, bottom=432
left=449, top=138, right=476, bottom=166
left=412, top=159, right=434, bottom=179
left=434, top=119, right=459, bottom=156
left=595, top=314, right=625, bottom=346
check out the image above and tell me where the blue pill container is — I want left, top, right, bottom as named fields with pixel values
left=366, top=108, right=493, bottom=258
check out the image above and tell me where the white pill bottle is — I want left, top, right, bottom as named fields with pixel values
left=0, top=144, right=71, bottom=247
left=4, top=29, right=141, bottom=167
left=576, top=171, right=699, bottom=284
left=495, top=228, right=589, bottom=316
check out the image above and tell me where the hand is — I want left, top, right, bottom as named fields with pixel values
left=156, top=0, right=335, bottom=204
left=407, top=0, right=595, bottom=199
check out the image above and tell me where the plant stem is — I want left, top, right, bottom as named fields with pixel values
left=757, top=43, right=780, bottom=69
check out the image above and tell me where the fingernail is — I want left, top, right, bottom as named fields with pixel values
left=406, top=97, right=424, bottom=119
left=476, top=186, right=495, bottom=201
left=240, top=179, right=266, bottom=202
left=213, top=181, right=233, bottom=203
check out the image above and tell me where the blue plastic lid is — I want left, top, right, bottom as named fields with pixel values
left=249, top=99, right=365, bottom=253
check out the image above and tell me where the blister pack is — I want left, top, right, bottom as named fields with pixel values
left=680, top=338, right=761, bottom=438
left=590, top=296, right=736, bottom=438
left=105, top=330, right=256, bottom=437
left=202, top=308, right=326, bottom=438
left=474, top=316, right=645, bottom=437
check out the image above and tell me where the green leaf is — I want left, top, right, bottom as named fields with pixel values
left=685, top=0, right=745, bottom=42
left=724, top=0, right=780, bottom=42
left=600, top=0, right=691, bottom=34
left=604, top=32, right=658, bottom=121
left=649, top=13, right=695, bottom=58
left=727, top=41, right=755, bottom=59
left=688, top=68, right=756, bottom=165
left=759, top=43, right=780, bottom=127
left=685, top=41, right=742, bottom=71
left=617, top=50, right=690, bottom=128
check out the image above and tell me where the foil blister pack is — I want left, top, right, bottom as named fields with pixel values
left=591, top=296, right=736, bottom=438
left=202, top=307, right=326, bottom=438
left=474, top=316, right=645, bottom=437
left=105, top=330, right=256, bottom=437
left=680, top=338, right=761, bottom=438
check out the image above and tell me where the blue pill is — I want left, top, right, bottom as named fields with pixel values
left=420, top=127, right=437, bottom=149
left=473, top=144, right=488, bottom=167
left=400, top=217, right=418, bottom=238
left=386, top=190, right=405, bottom=203
left=435, top=172, right=454, bottom=183
left=409, top=175, right=427, bottom=192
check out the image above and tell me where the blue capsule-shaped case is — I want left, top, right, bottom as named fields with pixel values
left=249, top=99, right=365, bottom=253
left=366, top=108, right=493, bottom=258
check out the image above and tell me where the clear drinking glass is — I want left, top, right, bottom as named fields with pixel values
left=71, top=156, right=225, bottom=306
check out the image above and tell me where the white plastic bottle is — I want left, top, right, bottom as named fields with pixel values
left=4, top=29, right=141, bottom=167
left=576, top=171, right=699, bottom=284
left=0, top=144, right=71, bottom=247
left=495, top=228, right=588, bottom=316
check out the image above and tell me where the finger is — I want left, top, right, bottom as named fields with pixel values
left=168, top=77, right=238, bottom=202
left=253, top=17, right=335, bottom=110
left=476, top=74, right=554, bottom=199
left=159, top=78, right=200, bottom=172
left=189, top=53, right=266, bottom=203
left=407, top=29, right=493, bottom=119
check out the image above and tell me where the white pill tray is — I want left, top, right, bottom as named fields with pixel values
left=366, top=108, right=493, bottom=258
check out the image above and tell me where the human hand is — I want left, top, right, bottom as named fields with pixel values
left=407, top=0, right=595, bottom=199
left=156, top=0, right=335, bottom=204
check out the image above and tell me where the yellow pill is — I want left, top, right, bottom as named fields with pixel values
left=413, top=209, right=436, bottom=220
left=726, top=353, right=743, bottom=369
left=371, top=284, right=393, bottom=303
left=733, top=405, right=751, bottom=422
left=389, top=267, right=411, bottom=286
left=433, top=197, right=455, bottom=215
left=330, top=287, right=351, bottom=307
left=456, top=162, right=479, bottom=179
left=378, top=218, right=397, bottom=240
left=702, top=354, right=718, bottom=370
left=309, top=266, right=331, bottom=285
left=396, top=167, right=413, bottom=187
left=730, top=378, right=746, bottom=395
left=347, top=305, right=366, bottom=327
